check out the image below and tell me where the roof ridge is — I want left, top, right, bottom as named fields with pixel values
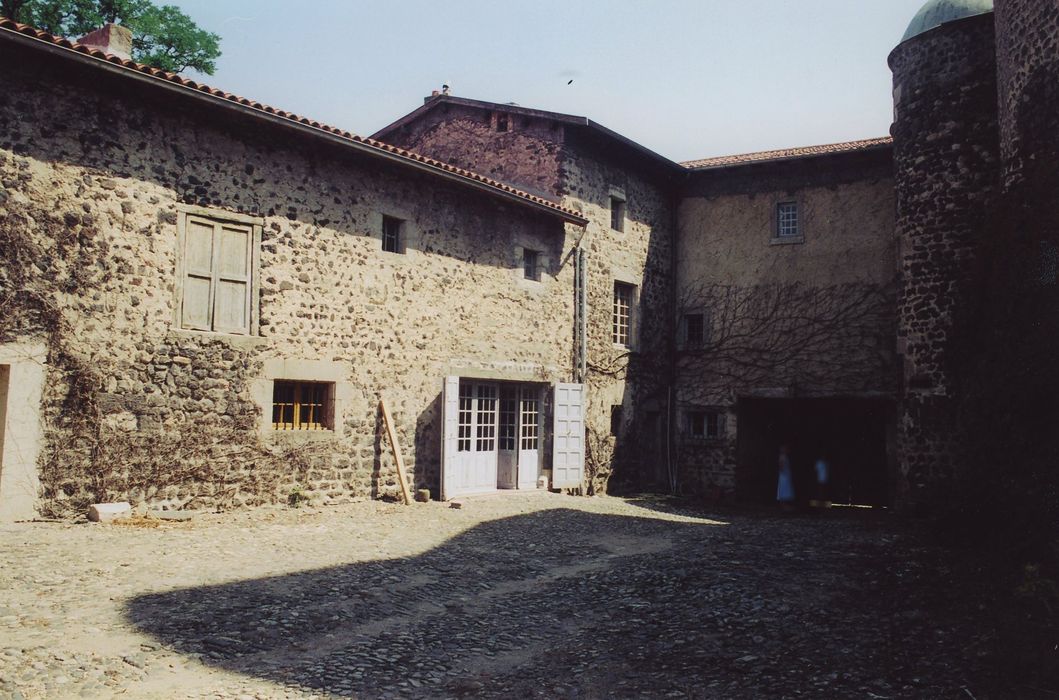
left=0, top=17, right=588, bottom=225
left=682, top=136, right=893, bottom=169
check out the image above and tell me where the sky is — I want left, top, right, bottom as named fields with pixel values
left=168, top=0, right=928, bottom=163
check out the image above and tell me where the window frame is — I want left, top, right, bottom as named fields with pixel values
left=610, top=195, right=626, bottom=232
left=685, top=409, right=726, bottom=441
left=174, top=205, right=262, bottom=336
left=271, top=380, right=336, bottom=432
left=523, top=248, right=541, bottom=281
left=381, top=214, right=405, bottom=254
left=772, top=199, right=805, bottom=245
left=613, top=281, right=635, bottom=348
left=682, top=311, right=707, bottom=348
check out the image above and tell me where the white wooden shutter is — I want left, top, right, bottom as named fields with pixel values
left=552, top=382, right=585, bottom=489
left=182, top=217, right=215, bottom=330
left=440, top=376, right=460, bottom=501
left=213, top=223, right=253, bottom=334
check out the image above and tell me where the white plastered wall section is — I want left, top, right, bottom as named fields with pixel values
left=0, top=341, right=47, bottom=522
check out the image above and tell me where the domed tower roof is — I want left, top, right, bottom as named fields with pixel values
left=900, top=0, right=994, bottom=43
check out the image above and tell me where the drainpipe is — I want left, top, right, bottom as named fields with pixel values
left=667, top=182, right=683, bottom=496
left=575, top=247, right=588, bottom=384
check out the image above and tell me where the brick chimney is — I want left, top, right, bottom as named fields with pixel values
left=76, top=23, right=133, bottom=61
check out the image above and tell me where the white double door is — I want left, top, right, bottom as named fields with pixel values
left=445, top=381, right=541, bottom=498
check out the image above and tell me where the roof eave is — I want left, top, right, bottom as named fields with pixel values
left=685, top=143, right=894, bottom=172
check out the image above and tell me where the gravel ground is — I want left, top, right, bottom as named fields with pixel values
left=0, top=492, right=997, bottom=699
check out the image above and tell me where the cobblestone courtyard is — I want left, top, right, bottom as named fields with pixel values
left=1, top=493, right=992, bottom=699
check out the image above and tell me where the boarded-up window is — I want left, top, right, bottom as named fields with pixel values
left=180, top=214, right=255, bottom=334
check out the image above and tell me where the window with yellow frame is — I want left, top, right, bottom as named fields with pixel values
left=272, top=380, right=334, bottom=431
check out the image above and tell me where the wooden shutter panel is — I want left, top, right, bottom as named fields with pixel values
left=213, top=223, right=252, bottom=334
left=441, top=376, right=461, bottom=501
left=182, top=218, right=215, bottom=330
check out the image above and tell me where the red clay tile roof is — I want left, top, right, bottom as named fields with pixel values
left=682, top=137, right=893, bottom=170
left=0, top=18, right=589, bottom=226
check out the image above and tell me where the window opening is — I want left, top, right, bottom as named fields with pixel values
left=499, top=387, right=518, bottom=451
left=523, top=249, right=541, bottom=281
left=382, top=215, right=404, bottom=254
left=613, top=282, right=633, bottom=346
left=458, top=383, right=474, bottom=452
left=684, top=312, right=705, bottom=347
left=610, top=196, right=626, bottom=232
left=777, top=202, right=800, bottom=238
left=475, top=384, right=498, bottom=452
left=496, top=113, right=509, bottom=132
left=520, top=391, right=540, bottom=450
left=272, top=381, right=333, bottom=431
left=687, top=410, right=723, bottom=439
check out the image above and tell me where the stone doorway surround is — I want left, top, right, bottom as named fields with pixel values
left=0, top=340, right=47, bottom=522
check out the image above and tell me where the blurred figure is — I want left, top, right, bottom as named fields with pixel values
left=811, top=453, right=831, bottom=509
left=777, top=444, right=795, bottom=511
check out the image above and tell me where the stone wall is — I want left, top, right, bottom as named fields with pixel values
left=953, top=0, right=1059, bottom=529
left=376, top=104, right=680, bottom=494
left=560, top=133, right=676, bottom=494
left=0, top=47, right=577, bottom=515
left=888, top=13, right=1001, bottom=503
left=377, top=102, right=565, bottom=200
left=995, top=0, right=1059, bottom=189
left=675, top=153, right=897, bottom=495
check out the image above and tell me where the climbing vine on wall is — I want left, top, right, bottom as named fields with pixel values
left=676, top=281, right=896, bottom=400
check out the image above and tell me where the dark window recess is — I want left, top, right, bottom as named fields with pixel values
left=684, top=313, right=705, bottom=346
left=523, top=249, right=541, bottom=281
left=610, top=405, right=623, bottom=436
left=496, top=113, right=509, bottom=133
left=687, top=411, right=723, bottom=439
left=382, top=215, right=403, bottom=254
left=610, top=197, right=626, bottom=232
left=272, top=381, right=334, bottom=431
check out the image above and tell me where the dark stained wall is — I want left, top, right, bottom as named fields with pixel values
left=888, top=13, right=1001, bottom=503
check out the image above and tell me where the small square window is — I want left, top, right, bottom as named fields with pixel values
left=496, top=113, right=509, bottom=133
left=610, top=405, right=623, bottom=436
left=523, top=249, right=541, bottom=281
left=613, top=282, right=634, bottom=346
left=687, top=410, right=724, bottom=440
left=776, top=202, right=800, bottom=238
left=272, top=381, right=335, bottom=431
left=382, top=215, right=404, bottom=254
left=610, top=197, right=626, bottom=232
left=683, top=313, right=706, bottom=347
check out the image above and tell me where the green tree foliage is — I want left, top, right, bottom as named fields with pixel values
left=1, top=0, right=220, bottom=74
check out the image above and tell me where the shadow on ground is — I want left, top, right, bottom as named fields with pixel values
left=125, top=506, right=988, bottom=698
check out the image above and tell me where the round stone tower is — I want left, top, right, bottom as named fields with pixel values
left=888, top=0, right=1001, bottom=503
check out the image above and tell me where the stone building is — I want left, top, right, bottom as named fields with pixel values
left=0, top=19, right=590, bottom=520
left=0, top=0, right=1055, bottom=520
